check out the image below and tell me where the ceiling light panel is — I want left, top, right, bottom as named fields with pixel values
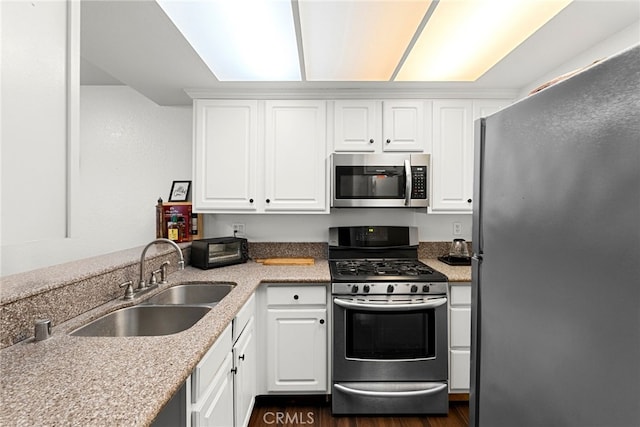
left=157, top=0, right=300, bottom=81
left=396, top=0, right=573, bottom=81
left=299, top=0, right=434, bottom=81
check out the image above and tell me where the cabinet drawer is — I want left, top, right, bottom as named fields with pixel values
left=450, top=284, right=471, bottom=306
left=192, top=323, right=232, bottom=403
left=450, top=306, right=471, bottom=348
left=267, top=285, right=326, bottom=306
left=233, top=293, right=255, bottom=342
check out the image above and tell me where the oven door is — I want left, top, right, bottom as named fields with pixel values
left=332, top=295, right=448, bottom=382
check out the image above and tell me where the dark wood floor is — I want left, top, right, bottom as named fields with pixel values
left=248, top=396, right=469, bottom=427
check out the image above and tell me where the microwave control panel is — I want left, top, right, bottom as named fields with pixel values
left=411, top=166, right=427, bottom=199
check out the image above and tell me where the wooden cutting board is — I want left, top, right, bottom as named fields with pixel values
left=255, top=257, right=315, bottom=265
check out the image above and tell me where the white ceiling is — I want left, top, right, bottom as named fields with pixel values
left=80, top=0, right=640, bottom=106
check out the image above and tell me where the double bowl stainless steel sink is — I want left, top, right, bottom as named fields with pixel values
left=71, top=283, right=235, bottom=337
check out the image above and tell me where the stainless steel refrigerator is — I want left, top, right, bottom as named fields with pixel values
left=470, top=44, right=640, bottom=427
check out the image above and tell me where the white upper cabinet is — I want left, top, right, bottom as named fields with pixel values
left=264, top=100, right=328, bottom=212
left=333, top=100, right=430, bottom=152
left=193, top=100, right=328, bottom=214
left=193, top=100, right=259, bottom=212
left=431, top=99, right=511, bottom=213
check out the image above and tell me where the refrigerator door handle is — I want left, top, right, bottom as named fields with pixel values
left=472, top=118, right=486, bottom=255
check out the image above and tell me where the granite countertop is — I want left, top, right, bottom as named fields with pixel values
left=0, top=258, right=470, bottom=426
left=0, top=261, right=330, bottom=427
left=423, top=258, right=472, bottom=282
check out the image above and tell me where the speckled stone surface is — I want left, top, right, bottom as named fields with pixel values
left=422, top=258, right=472, bottom=282
left=0, top=261, right=330, bottom=427
left=0, top=244, right=188, bottom=348
left=0, top=240, right=470, bottom=426
left=248, top=242, right=328, bottom=260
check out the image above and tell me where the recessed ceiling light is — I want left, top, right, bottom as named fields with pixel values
left=157, top=0, right=301, bottom=81
left=396, top=0, right=573, bottom=81
left=299, top=0, right=434, bottom=81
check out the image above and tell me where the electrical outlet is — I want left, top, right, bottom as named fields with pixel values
left=232, top=223, right=245, bottom=237
left=453, top=222, right=462, bottom=236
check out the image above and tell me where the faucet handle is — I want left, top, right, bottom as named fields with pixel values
left=119, top=281, right=134, bottom=300
left=150, top=270, right=159, bottom=285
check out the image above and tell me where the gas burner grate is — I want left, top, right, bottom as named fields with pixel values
left=333, top=260, right=435, bottom=277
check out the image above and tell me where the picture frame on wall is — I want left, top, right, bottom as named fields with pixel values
left=168, top=180, right=191, bottom=202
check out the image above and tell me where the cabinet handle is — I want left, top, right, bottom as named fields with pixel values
left=231, top=367, right=237, bottom=374
left=319, top=319, right=325, bottom=324
left=369, top=139, right=374, bottom=144
left=249, top=198, right=254, bottom=203
left=239, top=354, right=245, bottom=361
left=386, top=139, right=391, bottom=144
left=293, top=294, right=299, bottom=300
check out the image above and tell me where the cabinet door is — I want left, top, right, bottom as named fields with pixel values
left=431, top=100, right=474, bottom=212
left=333, top=100, right=379, bottom=152
left=450, top=349, right=471, bottom=392
left=233, top=317, right=256, bottom=427
left=192, top=353, right=234, bottom=427
left=266, top=308, right=327, bottom=392
left=264, top=100, right=328, bottom=212
left=193, top=100, right=258, bottom=211
left=382, top=100, right=428, bottom=152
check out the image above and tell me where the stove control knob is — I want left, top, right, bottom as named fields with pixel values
left=363, top=285, right=370, bottom=293
left=422, top=285, right=430, bottom=293
left=352, top=284, right=359, bottom=293
left=411, top=285, right=418, bottom=293
left=387, top=285, right=394, bottom=293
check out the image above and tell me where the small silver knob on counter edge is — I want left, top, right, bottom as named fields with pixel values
left=34, top=319, right=52, bottom=341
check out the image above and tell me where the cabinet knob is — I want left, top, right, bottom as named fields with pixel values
left=293, top=294, right=299, bottom=300
left=249, top=198, right=254, bottom=203
left=467, top=199, right=472, bottom=203
left=386, top=139, right=391, bottom=144
left=319, top=319, right=325, bottom=325
left=266, top=199, right=270, bottom=204
left=369, top=139, right=374, bottom=144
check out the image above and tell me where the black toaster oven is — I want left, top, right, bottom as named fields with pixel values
left=190, top=237, right=249, bottom=269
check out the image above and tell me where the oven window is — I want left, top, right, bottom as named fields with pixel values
left=335, top=166, right=405, bottom=199
left=345, top=309, right=435, bottom=359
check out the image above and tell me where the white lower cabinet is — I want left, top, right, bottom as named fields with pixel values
left=264, top=284, right=328, bottom=393
left=191, top=324, right=234, bottom=427
left=158, top=295, right=256, bottom=427
left=448, top=282, right=472, bottom=393
left=232, top=295, right=256, bottom=427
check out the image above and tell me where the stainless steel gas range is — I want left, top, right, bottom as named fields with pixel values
left=329, top=226, right=449, bottom=415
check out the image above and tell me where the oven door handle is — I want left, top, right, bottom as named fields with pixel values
left=333, top=297, right=447, bottom=311
left=334, top=383, right=448, bottom=397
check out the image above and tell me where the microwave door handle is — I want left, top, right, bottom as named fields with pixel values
left=404, top=159, right=411, bottom=206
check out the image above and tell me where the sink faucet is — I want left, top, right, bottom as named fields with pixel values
left=138, top=238, right=185, bottom=290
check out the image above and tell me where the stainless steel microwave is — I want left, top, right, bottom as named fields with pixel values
left=331, top=153, right=429, bottom=208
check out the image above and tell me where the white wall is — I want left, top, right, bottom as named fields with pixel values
left=1, top=85, right=192, bottom=276
left=519, top=20, right=640, bottom=97
left=205, top=211, right=472, bottom=243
